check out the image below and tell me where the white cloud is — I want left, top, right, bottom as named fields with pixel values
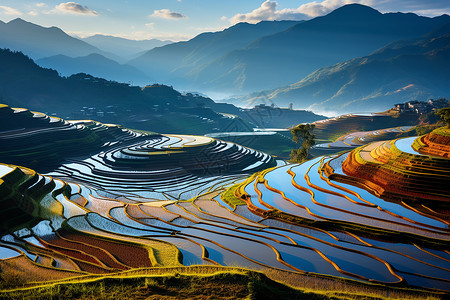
left=28, top=11, right=39, bottom=16
left=151, top=8, right=187, bottom=20
left=145, top=22, right=155, bottom=29
left=230, top=1, right=305, bottom=24
left=36, top=3, right=47, bottom=8
left=53, top=2, right=98, bottom=16
left=295, top=0, right=365, bottom=17
left=0, top=6, right=23, bottom=16
left=230, top=0, right=373, bottom=24
left=229, top=0, right=450, bottom=25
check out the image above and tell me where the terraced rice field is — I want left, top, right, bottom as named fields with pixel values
left=0, top=105, right=449, bottom=295
left=311, top=124, right=414, bottom=156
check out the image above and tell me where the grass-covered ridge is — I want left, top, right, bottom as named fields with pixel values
left=1, top=267, right=446, bottom=300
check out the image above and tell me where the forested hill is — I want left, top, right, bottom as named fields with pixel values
left=0, top=49, right=326, bottom=133
left=0, top=49, right=244, bottom=133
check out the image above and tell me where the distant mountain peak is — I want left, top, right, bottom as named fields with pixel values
left=8, top=17, right=25, bottom=23
left=327, top=3, right=382, bottom=18
left=0, top=17, right=104, bottom=60
left=7, top=18, right=31, bottom=25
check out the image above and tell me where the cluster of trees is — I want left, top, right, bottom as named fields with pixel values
left=436, top=107, right=450, bottom=128
left=290, top=124, right=315, bottom=163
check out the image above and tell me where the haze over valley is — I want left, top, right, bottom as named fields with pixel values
left=1, top=3, right=449, bottom=115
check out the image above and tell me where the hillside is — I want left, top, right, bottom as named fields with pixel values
left=0, top=49, right=252, bottom=134
left=232, top=23, right=450, bottom=115
left=36, top=53, right=153, bottom=86
left=0, top=49, right=327, bottom=134
left=82, top=34, right=172, bottom=61
left=128, top=20, right=302, bottom=88
left=0, top=18, right=105, bottom=60
left=131, top=4, right=450, bottom=94
left=202, top=4, right=450, bottom=93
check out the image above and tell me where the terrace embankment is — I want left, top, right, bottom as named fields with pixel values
left=231, top=129, right=449, bottom=291
left=312, top=112, right=419, bottom=142
left=1, top=106, right=449, bottom=296
left=340, top=128, right=450, bottom=205
left=0, top=164, right=53, bottom=233
left=413, top=127, right=450, bottom=158
left=0, top=104, right=148, bottom=172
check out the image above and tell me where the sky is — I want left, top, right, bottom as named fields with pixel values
left=1, top=0, right=450, bottom=41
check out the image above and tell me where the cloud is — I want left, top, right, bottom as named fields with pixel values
left=28, top=11, right=39, bottom=16
left=54, top=2, right=98, bottom=16
left=230, top=0, right=305, bottom=24
left=0, top=6, right=23, bottom=16
left=145, top=22, right=155, bottom=29
left=230, top=0, right=374, bottom=24
left=151, top=9, right=187, bottom=19
left=295, top=0, right=368, bottom=17
left=36, top=3, right=47, bottom=8
left=229, top=0, right=450, bottom=24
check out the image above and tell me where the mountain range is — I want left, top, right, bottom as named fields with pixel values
left=229, top=23, right=450, bottom=115
left=0, top=18, right=169, bottom=85
left=36, top=53, right=153, bottom=86
left=82, top=34, right=172, bottom=61
left=130, top=4, right=450, bottom=94
left=128, top=20, right=303, bottom=88
left=0, top=48, right=249, bottom=134
left=0, top=3, right=449, bottom=116
left=0, top=18, right=105, bottom=60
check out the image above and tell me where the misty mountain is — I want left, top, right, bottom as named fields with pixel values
left=193, top=4, right=450, bottom=93
left=0, top=18, right=108, bottom=60
left=128, top=20, right=303, bottom=88
left=36, top=53, right=153, bottom=86
left=0, top=48, right=260, bottom=134
left=131, top=4, right=450, bottom=94
left=82, top=35, right=173, bottom=61
left=231, top=23, right=450, bottom=115
left=0, top=48, right=213, bottom=113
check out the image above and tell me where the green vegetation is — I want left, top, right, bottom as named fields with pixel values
left=0, top=49, right=251, bottom=135
left=290, top=124, right=315, bottom=163
left=436, top=107, right=450, bottom=128
left=433, top=126, right=450, bottom=137
left=413, top=124, right=440, bottom=136
left=221, top=183, right=246, bottom=208
left=2, top=272, right=336, bottom=300
left=1, top=269, right=444, bottom=300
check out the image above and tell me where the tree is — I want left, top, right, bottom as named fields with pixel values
left=436, top=107, right=450, bottom=128
left=290, top=124, right=315, bottom=163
